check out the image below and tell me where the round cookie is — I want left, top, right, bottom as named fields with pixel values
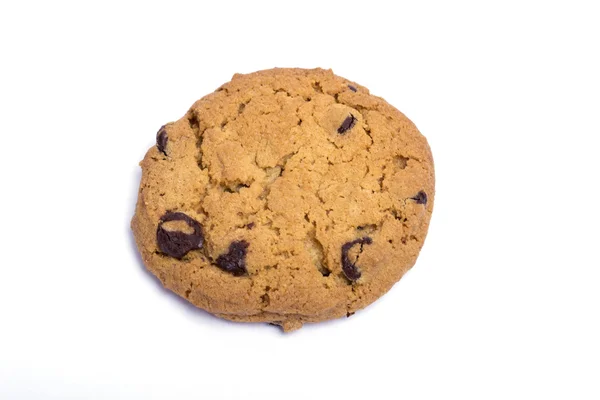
left=131, top=68, right=434, bottom=331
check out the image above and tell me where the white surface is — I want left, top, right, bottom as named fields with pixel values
left=1, top=1, right=599, bottom=399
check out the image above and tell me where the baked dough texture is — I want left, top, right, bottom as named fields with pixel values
left=131, top=68, right=434, bottom=331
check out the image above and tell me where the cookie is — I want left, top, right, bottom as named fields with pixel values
left=131, top=68, right=434, bottom=331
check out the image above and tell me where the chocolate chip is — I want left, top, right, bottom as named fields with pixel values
left=156, top=212, right=204, bottom=259
left=341, top=237, right=373, bottom=281
left=348, top=85, right=357, bottom=92
left=337, top=114, right=357, bottom=134
left=156, top=126, right=168, bottom=155
left=246, top=222, right=255, bottom=230
left=216, top=240, right=249, bottom=276
left=411, top=191, right=428, bottom=205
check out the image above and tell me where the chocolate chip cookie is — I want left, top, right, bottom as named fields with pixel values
left=131, top=68, right=435, bottom=331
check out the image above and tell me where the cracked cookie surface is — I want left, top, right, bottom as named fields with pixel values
left=131, top=68, right=435, bottom=331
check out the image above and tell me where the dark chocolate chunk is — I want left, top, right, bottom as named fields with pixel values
left=337, top=114, right=357, bottom=134
left=216, top=240, right=249, bottom=276
left=341, top=237, right=373, bottom=281
left=348, top=85, right=357, bottom=92
left=156, top=125, right=168, bottom=155
left=411, top=191, right=428, bottom=205
left=156, top=212, right=204, bottom=259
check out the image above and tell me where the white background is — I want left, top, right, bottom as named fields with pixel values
left=1, top=1, right=599, bottom=399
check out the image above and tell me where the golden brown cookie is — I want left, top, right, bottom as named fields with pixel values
left=131, top=68, right=435, bottom=331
